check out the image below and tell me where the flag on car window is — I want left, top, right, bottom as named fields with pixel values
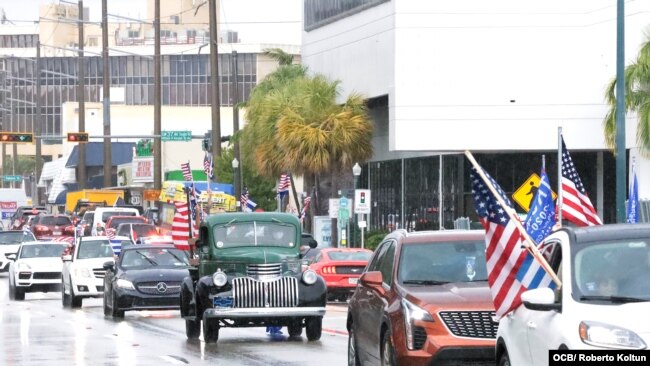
left=627, top=162, right=639, bottom=224
left=560, top=137, right=602, bottom=226
left=471, top=167, right=556, bottom=319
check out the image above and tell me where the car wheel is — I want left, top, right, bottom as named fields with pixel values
left=202, top=318, right=219, bottom=343
left=14, top=287, right=25, bottom=301
left=71, top=294, right=82, bottom=308
left=61, top=280, right=71, bottom=307
left=111, top=291, right=124, bottom=318
left=306, top=316, right=322, bottom=341
left=381, top=328, right=396, bottom=366
left=499, top=349, right=511, bottom=366
left=186, top=319, right=201, bottom=340
left=288, top=319, right=302, bottom=337
left=103, top=290, right=111, bottom=316
left=9, top=278, right=15, bottom=300
left=348, top=325, right=361, bottom=366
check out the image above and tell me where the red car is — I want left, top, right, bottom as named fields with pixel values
left=105, top=216, right=147, bottom=231
left=31, top=214, right=75, bottom=240
left=308, top=247, right=373, bottom=301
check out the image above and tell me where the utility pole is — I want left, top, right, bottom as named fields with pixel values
left=101, top=0, right=111, bottom=188
left=35, top=41, right=42, bottom=200
left=78, top=0, right=86, bottom=189
left=209, top=0, right=221, bottom=182
left=232, top=51, right=241, bottom=202
left=615, top=0, right=626, bottom=223
left=153, top=0, right=162, bottom=189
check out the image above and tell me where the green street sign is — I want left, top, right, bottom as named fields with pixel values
left=161, top=130, right=192, bottom=142
left=3, top=175, right=22, bottom=182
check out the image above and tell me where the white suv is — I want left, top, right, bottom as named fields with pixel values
left=61, top=237, right=115, bottom=308
left=0, top=231, right=36, bottom=272
left=496, top=224, right=650, bottom=366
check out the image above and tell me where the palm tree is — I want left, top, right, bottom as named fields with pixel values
left=240, top=71, right=373, bottom=217
left=603, top=37, right=650, bottom=154
left=262, top=48, right=295, bottom=66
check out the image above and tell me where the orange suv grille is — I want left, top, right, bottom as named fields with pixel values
left=439, top=311, right=498, bottom=339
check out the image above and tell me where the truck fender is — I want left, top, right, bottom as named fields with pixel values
left=180, top=276, right=197, bottom=319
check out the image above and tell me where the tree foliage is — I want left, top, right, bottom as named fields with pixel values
left=604, top=36, right=650, bottom=155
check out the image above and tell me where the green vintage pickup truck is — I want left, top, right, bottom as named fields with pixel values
left=180, top=212, right=326, bottom=343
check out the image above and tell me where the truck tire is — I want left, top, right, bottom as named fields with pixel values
left=306, top=316, right=322, bottom=341
left=288, top=319, right=302, bottom=337
left=203, top=318, right=219, bottom=343
left=186, top=319, right=200, bottom=339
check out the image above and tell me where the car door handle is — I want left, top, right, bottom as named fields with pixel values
left=527, top=321, right=537, bottom=329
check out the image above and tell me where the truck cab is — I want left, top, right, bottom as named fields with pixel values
left=180, top=212, right=325, bottom=343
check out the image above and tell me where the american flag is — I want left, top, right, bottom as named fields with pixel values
left=240, top=186, right=257, bottom=212
left=560, top=137, right=602, bottom=227
left=203, top=152, right=214, bottom=179
left=277, top=173, right=291, bottom=198
left=181, top=162, right=193, bottom=182
left=189, top=183, right=199, bottom=220
left=299, top=196, right=311, bottom=220
left=52, top=236, right=75, bottom=244
left=106, top=228, right=116, bottom=240
left=171, top=201, right=197, bottom=251
left=471, top=167, right=555, bottom=319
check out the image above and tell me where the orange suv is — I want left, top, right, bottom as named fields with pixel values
left=347, top=229, right=497, bottom=365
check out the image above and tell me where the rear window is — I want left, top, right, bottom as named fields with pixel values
left=0, top=231, right=35, bottom=244
left=83, top=212, right=95, bottom=221
left=39, top=216, right=72, bottom=226
left=108, top=217, right=145, bottom=229
left=101, top=211, right=136, bottom=222
left=328, top=251, right=372, bottom=261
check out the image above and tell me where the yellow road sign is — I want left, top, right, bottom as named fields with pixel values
left=512, top=173, right=557, bottom=212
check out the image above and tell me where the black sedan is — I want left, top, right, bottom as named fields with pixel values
left=102, top=244, right=191, bottom=318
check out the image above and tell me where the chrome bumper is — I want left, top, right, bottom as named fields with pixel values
left=204, top=306, right=326, bottom=319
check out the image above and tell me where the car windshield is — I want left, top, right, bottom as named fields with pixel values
left=20, top=244, right=67, bottom=258
left=328, top=251, right=372, bottom=261
left=0, top=231, right=35, bottom=244
left=573, top=240, right=650, bottom=302
left=120, top=248, right=189, bottom=268
left=213, top=222, right=296, bottom=248
left=398, top=241, right=488, bottom=284
left=101, top=211, right=136, bottom=222
left=39, top=216, right=72, bottom=226
left=77, top=240, right=114, bottom=259
left=108, top=217, right=145, bottom=229
left=131, top=224, right=158, bottom=237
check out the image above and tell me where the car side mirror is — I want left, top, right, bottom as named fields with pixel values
left=103, top=260, right=115, bottom=271
left=62, top=254, right=72, bottom=262
left=5, top=253, right=16, bottom=261
left=522, top=287, right=562, bottom=312
left=360, top=271, right=384, bottom=294
left=308, top=239, right=318, bottom=249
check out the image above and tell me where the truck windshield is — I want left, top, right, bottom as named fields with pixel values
left=213, top=222, right=297, bottom=248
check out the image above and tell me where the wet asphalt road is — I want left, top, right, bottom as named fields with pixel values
left=0, top=273, right=350, bottom=366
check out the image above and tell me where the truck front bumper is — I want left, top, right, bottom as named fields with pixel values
left=204, top=306, right=326, bottom=319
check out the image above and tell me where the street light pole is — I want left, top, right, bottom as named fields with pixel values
left=101, top=0, right=112, bottom=188
left=232, top=158, right=240, bottom=211
left=78, top=0, right=86, bottom=189
left=352, top=163, right=361, bottom=248
left=232, top=51, right=242, bottom=202
left=209, top=0, right=222, bottom=179
left=35, top=41, right=42, bottom=200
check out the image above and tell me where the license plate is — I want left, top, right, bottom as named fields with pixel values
left=348, top=278, right=359, bottom=285
left=53, top=231, right=62, bottom=236
left=213, top=296, right=233, bottom=308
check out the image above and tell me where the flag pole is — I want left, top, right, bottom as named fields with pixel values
left=465, top=150, right=562, bottom=288
left=557, top=127, right=563, bottom=225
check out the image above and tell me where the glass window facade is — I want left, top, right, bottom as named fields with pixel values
left=0, top=53, right=257, bottom=137
left=304, top=0, right=390, bottom=30
left=0, top=35, right=39, bottom=48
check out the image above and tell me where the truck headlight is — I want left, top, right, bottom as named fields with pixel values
left=579, top=321, right=647, bottom=349
left=115, top=279, right=135, bottom=290
left=302, top=269, right=318, bottom=285
left=212, top=270, right=228, bottom=287
left=402, top=298, right=433, bottom=350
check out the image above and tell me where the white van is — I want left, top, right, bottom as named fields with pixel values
left=0, top=188, right=29, bottom=230
left=91, top=207, right=140, bottom=236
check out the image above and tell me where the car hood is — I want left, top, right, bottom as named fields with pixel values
left=0, top=244, right=20, bottom=254
left=215, top=247, right=300, bottom=263
left=399, top=281, right=495, bottom=309
left=73, top=257, right=114, bottom=269
left=119, top=267, right=190, bottom=282
left=16, top=258, right=63, bottom=271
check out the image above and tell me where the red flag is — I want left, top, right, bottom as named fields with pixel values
left=560, top=138, right=602, bottom=226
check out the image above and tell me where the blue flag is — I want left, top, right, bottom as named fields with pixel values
left=524, top=169, right=556, bottom=244
left=627, top=171, right=639, bottom=223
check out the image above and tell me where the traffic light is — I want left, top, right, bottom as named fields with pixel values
left=0, top=132, right=34, bottom=144
left=67, top=132, right=89, bottom=143
left=360, top=192, right=366, bottom=204
left=202, top=130, right=231, bottom=151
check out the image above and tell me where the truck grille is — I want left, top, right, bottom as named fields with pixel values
left=93, top=268, right=106, bottom=279
left=232, top=277, right=298, bottom=308
left=439, top=311, right=498, bottom=339
left=246, top=263, right=282, bottom=279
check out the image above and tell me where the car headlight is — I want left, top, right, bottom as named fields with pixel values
left=579, top=321, right=647, bottom=349
left=73, top=268, right=92, bottom=278
left=17, top=263, right=31, bottom=271
left=115, top=279, right=135, bottom=290
left=302, top=269, right=318, bottom=285
left=212, top=270, right=228, bottom=287
left=402, top=298, right=434, bottom=350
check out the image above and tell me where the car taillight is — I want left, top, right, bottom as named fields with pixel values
left=35, top=225, right=50, bottom=232
left=64, top=226, right=75, bottom=234
left=322, top=266, right=337, bottom=274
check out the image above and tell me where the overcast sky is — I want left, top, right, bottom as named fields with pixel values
left=1, top=0, right=303, bottom=45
